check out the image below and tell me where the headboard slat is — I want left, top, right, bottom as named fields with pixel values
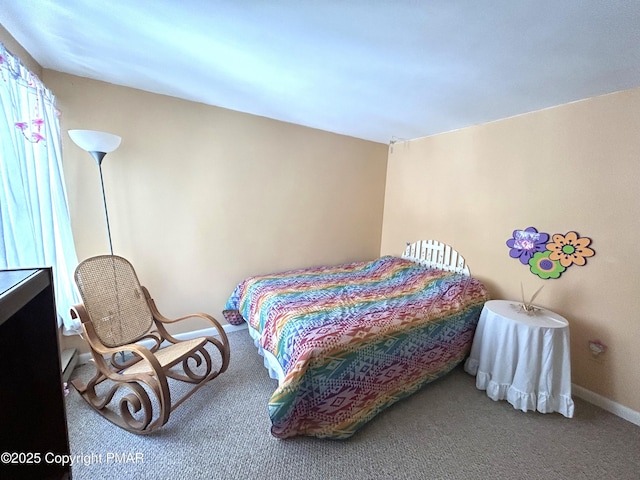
left=402, top=240, right=470, bottom=275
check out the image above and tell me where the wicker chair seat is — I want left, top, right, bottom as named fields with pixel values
left=123, top=337, right=207, bottom=375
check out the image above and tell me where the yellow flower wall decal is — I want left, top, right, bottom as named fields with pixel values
left=546, top=231, right=595, bottom=267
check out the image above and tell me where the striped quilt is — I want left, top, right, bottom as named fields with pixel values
left=223, top=255, right=488, bottom=439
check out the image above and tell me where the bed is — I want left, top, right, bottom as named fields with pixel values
left=223, top=240, right=489, bottom=439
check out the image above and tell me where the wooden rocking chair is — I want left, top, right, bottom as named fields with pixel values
left=70, top=255, right=230, bottom=434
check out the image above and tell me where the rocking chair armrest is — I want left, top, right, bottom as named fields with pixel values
left=141, top=285, right=229, bottom=343
left=156, top=311, right=229, bottom=346
left=70, top=303, right=90, bottom=324
left=89, top=340, right=165, bottom=377
left=71, top=306, right=165, bottom=375
left=141, top=286, right=205, bottom=325
left=90, top=340, right=148, bottom=358
left=156, top=311, right=222, bottom=327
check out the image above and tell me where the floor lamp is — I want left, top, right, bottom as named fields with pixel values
left=68, top=129, right=121, bottom=255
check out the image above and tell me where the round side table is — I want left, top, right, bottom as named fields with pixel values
left=464, top=299, right=574, bottom=418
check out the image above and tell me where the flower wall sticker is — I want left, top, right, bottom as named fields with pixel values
left=507, top=227, right=595, bottom=279
left=529, top=251, right=566, bottom=279
left=546, top=231, right=595, bottom=267
left=506, top=227, right=549, bottom=265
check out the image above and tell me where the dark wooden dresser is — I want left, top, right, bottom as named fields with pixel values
left=0, top=268, right=71, bottom=479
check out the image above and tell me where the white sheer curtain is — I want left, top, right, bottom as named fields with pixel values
left=0, top=42, right=81, bottom=334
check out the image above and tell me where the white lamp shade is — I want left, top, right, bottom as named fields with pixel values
left=68, top=129, right=121, bottom=153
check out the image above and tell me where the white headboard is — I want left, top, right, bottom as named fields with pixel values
left=402, top=240, right=470, bottom=275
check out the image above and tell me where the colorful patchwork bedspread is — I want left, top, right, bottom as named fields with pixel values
left=223, top=255, right=488, bottom=439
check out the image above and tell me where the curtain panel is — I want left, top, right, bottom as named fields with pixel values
left=0, top=42, right=81, bottom=333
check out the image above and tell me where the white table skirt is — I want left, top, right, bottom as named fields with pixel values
left=464, top=300, right=574, bottom=418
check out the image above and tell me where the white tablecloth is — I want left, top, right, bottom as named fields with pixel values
left=464, top=299, right=574, bottom=418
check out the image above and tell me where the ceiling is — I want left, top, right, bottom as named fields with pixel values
left=1, top=1, right=640, bottom=143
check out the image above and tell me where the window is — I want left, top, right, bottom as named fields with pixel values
left=0, top=42, right=80, bottom=333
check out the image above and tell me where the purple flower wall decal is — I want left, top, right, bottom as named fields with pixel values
left=506, top=226, right=550, bottom=265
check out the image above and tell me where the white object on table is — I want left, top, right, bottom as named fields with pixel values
left=464, top=299, right=574, bottom=418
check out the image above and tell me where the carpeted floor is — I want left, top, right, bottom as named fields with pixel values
left=65, top=330, right=640, bottom=480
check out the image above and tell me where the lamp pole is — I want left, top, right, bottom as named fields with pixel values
left=89, top=151, right=114, bottom=256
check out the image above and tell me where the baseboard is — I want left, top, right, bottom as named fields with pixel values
left=77, top=323, right=248, bottom=365
left=572, top=383, right=640, bottom=427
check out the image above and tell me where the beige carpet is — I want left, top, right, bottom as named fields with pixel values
left=65, top=330, right=640, bottom=480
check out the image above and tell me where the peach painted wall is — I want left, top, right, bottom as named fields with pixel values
left=381, top=88, right=640, bottom=413
left=42, top=72, right=388, bottom=348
